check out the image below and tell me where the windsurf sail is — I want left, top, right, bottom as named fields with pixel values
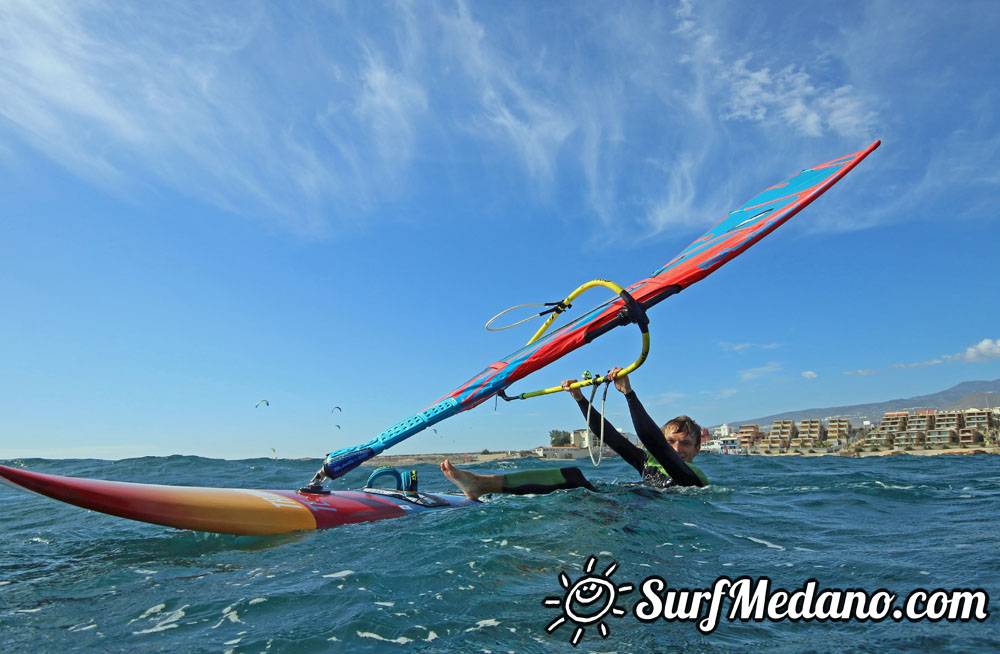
left=308, top=141, right=880, bottom=488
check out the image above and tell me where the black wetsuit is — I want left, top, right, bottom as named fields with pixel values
left=501, top=391, right=708, bottom=495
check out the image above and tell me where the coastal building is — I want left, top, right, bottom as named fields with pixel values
left=770, top=420, right=797, bottom=442
left=934, top=411, right=965, bottom=432
left=826, top=418, right=852, bottom=444
left=880, top=411, right=909, bottom=433
left=788, top=418, right=826, bottom=449
left=894, top=431, right=926, bottom=447
left=958, top=428, right=983, bottom=444
left=926, top=429, right=958, bottom=445
left=788, top=436, right=815, bottom=451
left=706, top=435, right=743, bottom=454
left=907, top=412, right=935, bottom=432
left=757, top=433, right=788, bottom=451
left=535, top=446, right=580, bottom=459
left=737, top=424, right=761, bottom=449
left=964, top=409, right=993, bottom=433
left=714, top=423, right=735, bottom=438
left=864, top=429, right=895, bottom=447
left=895, top=412, right=933, bottom=448
left=865, top=411, right=908, bottom=446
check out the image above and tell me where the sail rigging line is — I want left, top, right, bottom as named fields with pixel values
left=485, top=301, right=570, bottom=331
left=498, top=279, right=650, bottom=401
left=584, top=375, right=614, bottom=468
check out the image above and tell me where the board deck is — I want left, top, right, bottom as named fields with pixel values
left=0, top=464, right=478, bottom=536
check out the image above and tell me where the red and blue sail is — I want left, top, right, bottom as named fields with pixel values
left=320, top=141, right=881, bottom=481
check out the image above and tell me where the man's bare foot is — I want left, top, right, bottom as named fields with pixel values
left=440, top=459, right=488, bottom=501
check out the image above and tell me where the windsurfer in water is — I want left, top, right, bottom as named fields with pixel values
left=441, top=367, right=707, bottom=500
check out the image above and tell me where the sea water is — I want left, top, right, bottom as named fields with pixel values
left=1, top=454, right=998, bottom=653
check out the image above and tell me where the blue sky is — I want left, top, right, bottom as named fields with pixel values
left=1, top=0, right=998, bottom=460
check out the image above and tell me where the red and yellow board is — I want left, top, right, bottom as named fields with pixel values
left=0, top=464, right=477, bottom=536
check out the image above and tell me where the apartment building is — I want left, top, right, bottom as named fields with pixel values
left=826, top=418, right=852, bottom=444
left=737, top=424, right=761, bottom=449
left=964, top=409, right=993, bottom=433
left=935, top=412, right=965, bottom=432
left=795, top=419, right=825, bottom=447
left=926, top=429, right=958, bottom=445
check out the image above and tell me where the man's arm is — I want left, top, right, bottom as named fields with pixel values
left=573, top=396, right=647, bottom=473
left=562, top=379, right=646, bottom=473
left=624, top=390, right=705, bottom=487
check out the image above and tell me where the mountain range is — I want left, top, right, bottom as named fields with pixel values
left=723, top=379, right=1000, bottom=427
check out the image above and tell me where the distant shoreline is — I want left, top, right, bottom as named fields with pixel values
left=738, top=446, right=997, bottom=458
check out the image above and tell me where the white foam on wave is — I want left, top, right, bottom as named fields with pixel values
left=736, top=534, right=786, bottom=551
left=130, top=603, right=165, bottom=623
left=357, top=631, right=414, bottom=644
left=465, top=618, right=500, bottom=632
left=212, top=605, right=244, bottom=629
left=132, top=605, right=188, bottom=634
left=323, top=570, right=354, bottom=579
left=874, top=481, right=915, bottom=490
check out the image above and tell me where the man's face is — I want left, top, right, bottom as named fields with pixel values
left=663, top=425, right=700, bottom=463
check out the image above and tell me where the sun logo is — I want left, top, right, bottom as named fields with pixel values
left=543, top=555, right=633, bottom=646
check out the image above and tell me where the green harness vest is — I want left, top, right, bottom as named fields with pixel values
left=644, top=450, right=709, bottom=486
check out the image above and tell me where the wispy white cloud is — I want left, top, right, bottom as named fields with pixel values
left=0, top=1, right=347, bottom=232
left=438, top=1, right=574, bottom=185
left=801, top=371, right=817, bottom=379
left=739, top=361, right=782, bottom=381
left=893, top=359, right=943, bottom=369
left=721, top=60, right=877, bottom=141
left=802, top=2, right=1000, bottom=234
left=637, top=0, right=881, bottom=237
left=5, top=0, right=988, bottom=244
left=355, top=47, right=428, bottom=167
left=949, top=338, right=1000, bottom=363
left=843, top=369, right=882, bottom=376
left=719, top=341, right=779, bottom=353
left=893, top=338, right=1000, bottom=369
left=645, top=391, right=687, bottom=407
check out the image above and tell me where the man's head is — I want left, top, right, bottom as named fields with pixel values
left=662, top=415, right=702, bottom=463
